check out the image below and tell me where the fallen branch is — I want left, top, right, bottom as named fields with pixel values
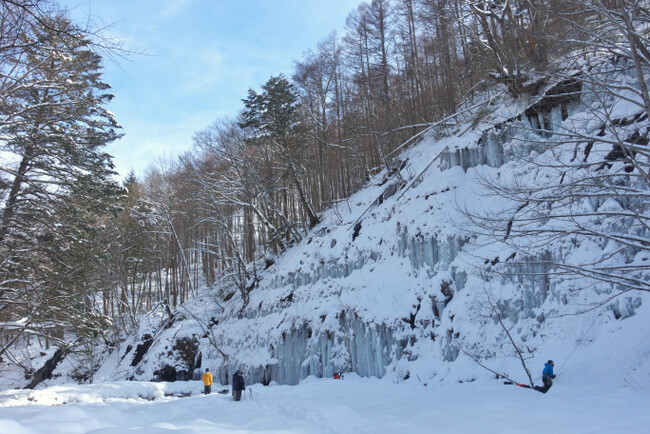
left=459, top=345, right=519, bottom=384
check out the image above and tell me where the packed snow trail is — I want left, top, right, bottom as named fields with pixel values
left=0, top=375, right=648, bottom=433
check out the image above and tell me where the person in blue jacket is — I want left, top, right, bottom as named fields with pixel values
left=534, top=360, right=556, bottom=393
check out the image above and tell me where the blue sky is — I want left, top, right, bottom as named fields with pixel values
left=59, top=0, right=362, bottom=178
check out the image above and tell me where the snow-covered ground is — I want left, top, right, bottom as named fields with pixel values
left=1, top=56, right=648, bottom=434
left=0, top=375, right=648, bottom=433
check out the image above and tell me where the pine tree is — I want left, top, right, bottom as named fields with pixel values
left=0, top=12, right=122, bottom=359
left=240, top=75, right=320, bottom=229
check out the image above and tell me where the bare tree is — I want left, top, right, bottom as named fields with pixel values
left=465, top=55, right=649, bottom=299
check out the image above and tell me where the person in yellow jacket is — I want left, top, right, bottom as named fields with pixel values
left=202, top=368, right=213, bottom=395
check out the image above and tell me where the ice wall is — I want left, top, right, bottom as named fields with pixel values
left=440, top=126, right=507, bottom=171
left=213, top=315, right=400, bottom=386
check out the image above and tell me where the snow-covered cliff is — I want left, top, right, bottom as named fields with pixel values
left=91, top=60, right=650, bottom=391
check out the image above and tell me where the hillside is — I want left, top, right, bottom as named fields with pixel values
left=76, top=56, right=650, bottom=392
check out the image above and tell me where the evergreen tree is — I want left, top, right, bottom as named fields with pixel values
left=240, top=75, right=320, bottom=229
left=0, top=13, right=122, bottom=359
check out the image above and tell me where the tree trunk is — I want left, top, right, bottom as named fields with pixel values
left=0, top=151, right=32, bottom=242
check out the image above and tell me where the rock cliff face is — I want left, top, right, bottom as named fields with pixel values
left=110, top=69, right=648, bottom=389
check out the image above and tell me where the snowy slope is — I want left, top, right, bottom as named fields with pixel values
left=84, top=60, right=649, bottom=393
left=17, top=57, right=650, bottom=397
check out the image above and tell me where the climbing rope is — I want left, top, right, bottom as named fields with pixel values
left=556, top=308, right=604, bottom=374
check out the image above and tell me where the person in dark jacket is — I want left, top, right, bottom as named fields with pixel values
left=232, top=370, right=245, bottom=401
left=534, top=360, right=556, bottom=393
